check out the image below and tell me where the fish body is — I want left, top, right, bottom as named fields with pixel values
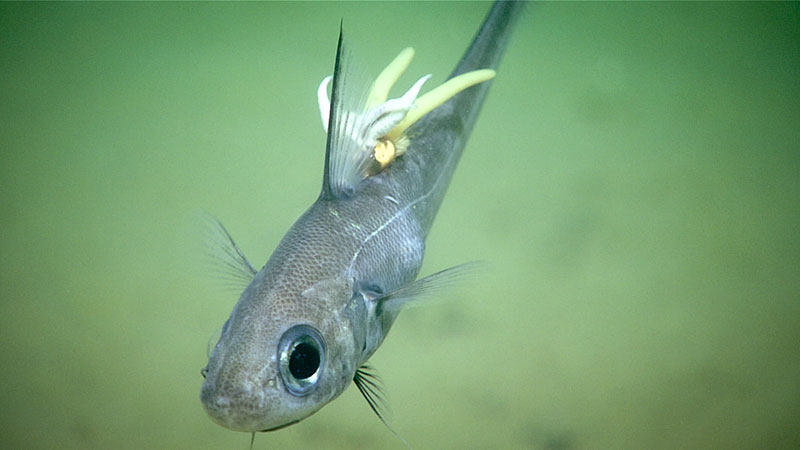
left=201, top=1, right=521, bottom=433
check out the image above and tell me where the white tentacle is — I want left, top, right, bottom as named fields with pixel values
left=317, top=76, right=332, bottom=132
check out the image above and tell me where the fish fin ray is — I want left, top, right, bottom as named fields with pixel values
left=354, top=364, right=390, bottom=424
left=377, top=261, right=484, bottom=313
left=353, top=365, right=410, bottom=448
left=201, top=213, right=257, bottom=291
left=322, top=25, right=374, bottom=198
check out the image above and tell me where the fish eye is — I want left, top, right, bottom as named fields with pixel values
left=278, top=325, right=325, bottom=396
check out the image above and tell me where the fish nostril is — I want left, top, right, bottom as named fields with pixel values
left=214, top=396, right=230, bottom=408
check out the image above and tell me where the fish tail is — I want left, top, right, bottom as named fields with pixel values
left=444, top=1, right=524, bottom=137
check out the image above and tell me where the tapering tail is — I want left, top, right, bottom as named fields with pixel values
left=405, top=0, right=524, bottom=234
left=445, top=0, right=524, bottom=141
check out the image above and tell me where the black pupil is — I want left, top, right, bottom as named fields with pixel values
left=289, top=342, right=320, bottom=379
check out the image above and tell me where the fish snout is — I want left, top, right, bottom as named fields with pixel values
left=200, top=377, right=279, bottom=432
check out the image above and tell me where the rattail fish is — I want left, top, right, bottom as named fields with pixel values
left=201, top=0, right=522, bottom=438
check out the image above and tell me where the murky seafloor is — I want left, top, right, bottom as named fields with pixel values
left=1, top=2, right=798, bottom=449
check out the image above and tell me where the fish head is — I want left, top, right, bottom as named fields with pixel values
left=200, top=272, right=366, bottom=432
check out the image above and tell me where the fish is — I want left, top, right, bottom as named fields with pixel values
left=200, top=0, right=522, bottom=437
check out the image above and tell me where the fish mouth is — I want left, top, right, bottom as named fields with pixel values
left=201, top=376, right=313, bottom=432
left=261, top=419, right=300, bottom=432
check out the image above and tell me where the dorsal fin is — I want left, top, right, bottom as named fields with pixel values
left=321, top=23, right=347, bottom=199
left=321, top=25, right=375, bottom=199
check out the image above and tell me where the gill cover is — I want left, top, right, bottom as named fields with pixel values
left=319, top=27, right=496, bottom=199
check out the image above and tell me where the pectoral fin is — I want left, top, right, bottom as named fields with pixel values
left=202, top=214, right=257, bottom=291
left=376, top=261, right=483, bottom=313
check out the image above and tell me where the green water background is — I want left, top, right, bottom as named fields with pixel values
left=2, top=2, right=798, bottom=449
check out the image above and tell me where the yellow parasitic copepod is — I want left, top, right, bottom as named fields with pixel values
left=317, top=47, right=496, bottom=182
